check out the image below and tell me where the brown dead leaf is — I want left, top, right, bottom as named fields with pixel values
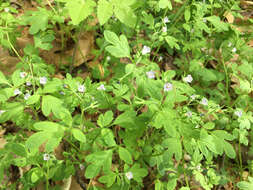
left=224, top=11, right=234, bottom=23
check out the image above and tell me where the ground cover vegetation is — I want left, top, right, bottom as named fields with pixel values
left=0, top=0, right=252, bottom=189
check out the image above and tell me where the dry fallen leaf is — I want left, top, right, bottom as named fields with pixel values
left=224, top=11, right=234, bottom=23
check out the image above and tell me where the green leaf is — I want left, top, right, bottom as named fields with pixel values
left=8, top=143, right=27, bottom=157
left=155, top=180, right=163, bottom=190
left=206, top=16, right=229, bottom=32
left=97, top=0, right=113, bottom=25
left=41, top=95, right=63, bottom=117
left=26, top=95, right=40, bottom=105
left=34, top=121, right=63, bottom=132
left=104, top=30, right=130, bottom=58
left=66, top=0, right=96, bottom=25
left=162, top=138, right=182, bottom=161
left=34, top=33, right=55, bottom=50
left=159, top=0, right=172, bottom=10
left=113, top=4, right=137, bottom=28
left=101, top=128, right=116, bottom=147
left=129, top=163, right=148, bottom=182
left=0, top=71, right=9, bottom=85
left=165, top=36, right=180, bottom=50
left=223, top=141, right=236, bottom=159
left=28, top=9, right=49, bottom=35
left=237, top=177, right=253, bottom=190
left=98, top=172, right=117, bottom=187
left=85, top=164, right=101, bottom=179
left=184, top=7, right=191, bottom=22
left=25, top=131, right=49, bottom=152
left=72, top=128, right=86, bottom=143
left=97, top=111, right=114, bottom=127
left=203, top=122, right=215, bottom=130
left=119, top=147, right=133, bottom=164
left=11, top=70, right=25, bottom=87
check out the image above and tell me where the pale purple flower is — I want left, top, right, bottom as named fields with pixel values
left=190, top=94, right=196, bottom=100
left=60, top=91, right=65, bottom=95
left=162, top=26, right=167, bottom=33
left=200, top=98, right=208, bottom=106
left=40, top=77, right=47, bottom=85
left=20, top=72, right=27, bottom=78
left=43, top=154, right=50, bottom=161
left=186, top=111, right=192, bottom=118
left=97, top=84, right=106, bottom=91
left=183, top=74, right=193, bottom=83
left=164, top=83, right=173, bottom=92
left=142, top=46, right=151, bottom=55
left=232, top=47, right=237, bottom=53
left=79, top=164, right=85, bottom=170
left=146, top=71, right=155, bottom=79
left=24, top=93, right=31, bottom=100
left=0, top=110, right=6, bottom=115
left=14, top=89, right=21, bottom=96
left=163, top=17, right=170, bottom=23
left=106, top=56, right=111, bottom=61
left=78, top=85, right=85, bottom=93
left=26, top=81, right=32, bottom=86
left=4, top=8, right=9, bottom=12
left=234, top=110, right=242, bottom=118
left=125, top=171, right=133, bottom=180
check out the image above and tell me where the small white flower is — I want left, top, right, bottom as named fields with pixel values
left=40, top=77, right=47, bottom=85
left=79, top=164, right=85, bottom=170
left=63, top=84, right=68, bottom=88
left=24, top=93, right=31, bottom=100
left=162, top=26, right=167, bottom=33
left=14, top=89, right=21, bottom=96
left=200, top=98, right=208, bottom=106
left=97, top=84, right=106, bottom=91
left=191, top=29, right=195, bottom=33
left=203, top=18, right=207, bottom=23
left=183, top=74, right=193, bottom=83
left=43, top=154, right=50, bottom=161
left=234, top=110, right=242, bottom=118
left=141, top=46, right=151, bottom=55
left=4, top=8, right=9, bottom=12
left=190, top=94, right=196, bottom=100
left=163, top=17, right=170, bottom=23
left=164, top=83, right=173, bottom=92
left=158, top=56, right=163, bottom=61
left=125, top=171, right=133, bottom=180
left=0, top=110, right=6, bottom=115
left=60, top=91, right=65, bottom=95
left=78, top=85, right=85, bottom=93
left=106, top=56, right=111, bottom=61
left=186, top=111, right=192, bottom=118
left=20, top=72, right=27, bottom=78
left=26, top=81, right=32, bottom=86
left=232, top=47, right=237, bottom=53
left=146, top=71, right=155, bottom=79
left=228, top=42, right=232, bottom=47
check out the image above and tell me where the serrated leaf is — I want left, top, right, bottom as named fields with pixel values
left=159, top=0, right=172, bottom=10
left=34, top=121, right=63, bottom=132
left=114, top=5, right=137, bottom=28
left=97, top=0, right=113, bottom=25
left=72, top=128, right=86, bottom=143
left=224, top=141, right=236, bottom=159
left=66, top=0, right=96, bottom=25
left=98, top=110, right=114, bottom=127
left=119, top=147, right=133, bottom=164
left=85, top=164, right=101, bottom=179
left=26, top=95, right=40, bottom=105
left=206, top=16, right=229, bottom=32
left=8, top=143, right=27, bottom=157
left=104, top=30, right=130, bottom=58
left=98, top=172, right=116, bottom=187
left=25, top=131, right=49, bottom=151
left=41, top=95, right=63, bottom=117
left=0, top=71, right=8, bottom=85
